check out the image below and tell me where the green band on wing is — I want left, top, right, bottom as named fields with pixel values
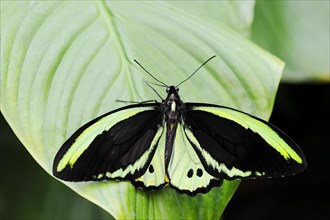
left=193, top=107, right=303, bottom=164
left=56, top=107, right=154, bottom=172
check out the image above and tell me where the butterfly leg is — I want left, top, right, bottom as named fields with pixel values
left=115, top=99, right=158, bottom=104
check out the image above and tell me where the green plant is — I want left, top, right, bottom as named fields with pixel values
left=1, top=1, right=328, bottom=219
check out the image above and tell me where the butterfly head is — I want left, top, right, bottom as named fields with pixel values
left=165, top=86, right=180, bottom=103
left=166, top=85, right=179, bottom=94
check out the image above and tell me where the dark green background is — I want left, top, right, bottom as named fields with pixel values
left=1, top=83, right=329, bottom=220
left=225, top=83, right=329, bottom=220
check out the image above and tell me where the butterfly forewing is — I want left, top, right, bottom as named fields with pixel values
left=53, top=103, right=164, bottom=182
left=183, top=103, right=307, bottom=179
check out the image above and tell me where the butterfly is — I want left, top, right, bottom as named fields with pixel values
left=53, top=56, right=307, bottom=196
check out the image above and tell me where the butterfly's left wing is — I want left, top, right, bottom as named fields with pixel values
left=53, top=103, right=167, bottom=190
left=182, top=103, right=307, bottom=180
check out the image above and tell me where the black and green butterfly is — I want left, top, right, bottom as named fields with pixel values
left=53, top=56, right=307, bottom=196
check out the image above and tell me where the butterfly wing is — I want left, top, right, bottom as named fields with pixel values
left=182, top=103, right=307, bottom=180
left=132, top=127, right=168, bottom=190
left=166, top=122, right=222, bottom=196
left=53, top=103, right=165, bottom=187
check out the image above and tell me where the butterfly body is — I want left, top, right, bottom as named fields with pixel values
left=161, top=86, right=182, bottom=175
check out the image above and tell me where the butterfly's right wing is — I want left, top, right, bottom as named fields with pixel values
left=53, top=103, right=166, bottom=189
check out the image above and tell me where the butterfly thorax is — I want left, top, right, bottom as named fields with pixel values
left=163, top=86, right=183, bottom=124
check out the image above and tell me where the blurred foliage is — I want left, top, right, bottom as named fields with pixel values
left=252, top=1, right=330, bottom=82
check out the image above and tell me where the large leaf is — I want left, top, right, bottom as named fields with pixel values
left=252, top=1, right=330, bottom=82
left=167, top=1, right=255, bottom=37
left=1, top=1, right=284, bottom=219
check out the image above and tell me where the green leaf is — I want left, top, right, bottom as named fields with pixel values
left=1, top=1, right=283, bottom=219
left=251, top=1, right=330, bottom=82
left=166, top=1, right=255, bottom=37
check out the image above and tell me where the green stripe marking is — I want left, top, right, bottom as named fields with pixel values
left=193, top=106, right=303, bottom=164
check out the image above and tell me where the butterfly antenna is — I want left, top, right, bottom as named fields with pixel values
left=176, top=55, right=216, bottom=87
left=134, top=59, right=168, bottom=87
left=144, top=80, right=164, bottom=100
left=144, top=80, right=168, bottom=88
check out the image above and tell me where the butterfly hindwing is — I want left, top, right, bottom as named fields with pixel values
left=183, top=103, right=307, bottom=180
left=53, top=103, right=164, bottom=182
left=132, top=125, right=168, bottom=190
left=166, top=122, right=222, bottom=195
